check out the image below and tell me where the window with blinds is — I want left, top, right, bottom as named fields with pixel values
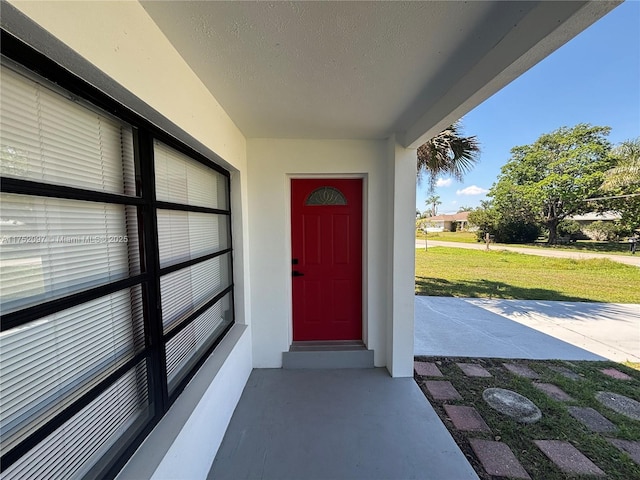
left=0, top=44, right=233, bottom=479
left=154, top=140, right=233, bottom=395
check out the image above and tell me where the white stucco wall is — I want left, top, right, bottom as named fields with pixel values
left=248, top=138, right=415, bottom=374
left=388, top=137, right=417, bottom=377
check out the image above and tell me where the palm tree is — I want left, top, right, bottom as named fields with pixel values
left=417, top=120, right=480, bottom=191
left=425, top=195, right=441, bottom=217
left=602, top=138, right=640, bottom=191
left=457, top=206, right=474, bottom=213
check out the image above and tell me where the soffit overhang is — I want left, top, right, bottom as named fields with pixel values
left=141, top=1, right=619, bottom=148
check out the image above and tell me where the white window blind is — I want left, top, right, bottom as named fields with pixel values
left=0, top=361, right=149, bottom=480
left=165, top=293, right=233, bottom=392
left=157, top=210, right=229, bottom=268
left=154, top=140, right=228, bottom=209
left=0, top=194, right=139, bottom=314
left=154, top=140, right=233, bottom=390
left=0, top=286, right=145, bottom=456
left=0, top=65, right=136, bottom=196
left=0, top=59, right=146, bottom=478
left=160, top=254, right=231, bottom=332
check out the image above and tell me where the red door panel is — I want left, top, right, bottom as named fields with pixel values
left=291, top=179, right=362, bottom=341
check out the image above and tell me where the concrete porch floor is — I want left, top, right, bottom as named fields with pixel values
left=209, top=368, right=478, bottom=480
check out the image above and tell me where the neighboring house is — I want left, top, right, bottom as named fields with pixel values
left=566, top=211, right=622, bottom=240
left=0, top=1, right=617, bottom=478
left=567, top=211, right=622, bottom=227
left=421, top=212, right=471, bottom=232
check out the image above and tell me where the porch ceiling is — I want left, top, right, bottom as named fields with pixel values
left=140, top=1, right=617, bottom=148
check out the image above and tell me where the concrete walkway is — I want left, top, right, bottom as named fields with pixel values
left=210, top=368, right=478, bottom=479
left=415, top=239, right=640, bottom=267
left=415, top=296, right=640, bottom=362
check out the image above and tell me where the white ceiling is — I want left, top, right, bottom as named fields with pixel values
left=140, top=1, right=617, bottom=147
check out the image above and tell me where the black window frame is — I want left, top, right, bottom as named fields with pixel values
left=0, top=30, right=235, bottom=479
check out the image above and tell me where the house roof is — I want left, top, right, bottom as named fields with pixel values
left=425, top=212, right=470, bottom=222
left=568, top=211, right=621, bottom=221
left=139, top=1, right=617, bottom=147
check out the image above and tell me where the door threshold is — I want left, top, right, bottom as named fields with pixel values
left=289, top=340, right=366, bottom=352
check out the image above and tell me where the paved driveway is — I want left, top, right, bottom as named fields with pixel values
left=415, top=296, right=640, bottom=362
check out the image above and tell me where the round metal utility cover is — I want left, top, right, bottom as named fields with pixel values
left=483, top=388, right=542, bottom=423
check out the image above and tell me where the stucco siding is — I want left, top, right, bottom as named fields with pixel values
left=247, top=139, right=391, bottom=369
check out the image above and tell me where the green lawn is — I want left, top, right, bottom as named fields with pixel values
left=415, top=247, right=640, bottom=304
left=529, top=240, right=634, bottom=255
left=416, top=231, right=636, bottom=255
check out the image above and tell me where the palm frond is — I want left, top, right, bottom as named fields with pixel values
left=602, top=138, right=640, bottom=191
left=417, top=120, right=480, bottom=190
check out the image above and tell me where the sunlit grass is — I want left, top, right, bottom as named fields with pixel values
left=622, top=361, right=640, bottom=371
left=415, top=230, right=636, bottom=255
left=415, top=247, right=640, bottom=303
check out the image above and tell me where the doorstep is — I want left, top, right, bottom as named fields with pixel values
left=282, top=341, right=374, bottom=369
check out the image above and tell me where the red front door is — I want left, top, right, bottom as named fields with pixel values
left=291, top=179, right=362, bottom=341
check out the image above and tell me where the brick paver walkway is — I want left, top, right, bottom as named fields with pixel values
left=469, top=439, right=531, bottom=479
left=423, top=380, right=462, bottom=401
left=414, top=358, right=640, bottom=478
left=456, top=362, right=492, bottom=377
left=600, top=368, right=633, bottom=380
left=534, top=440, right=606, bottom=476
left=413, top=361, right=443, bottom=377
left=503, top=362, right=540, bottom=379
left=567, top=406, right=617, bottom=433
left=443, top=405, right=491, bottom=432
left=532, top=382, right=573, bottom=402
left=607, top=438, right=640, bottom=464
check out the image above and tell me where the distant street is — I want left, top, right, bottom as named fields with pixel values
left=415, top=239, right=640, bottom=267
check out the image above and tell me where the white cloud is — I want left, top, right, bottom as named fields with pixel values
left=456, top=185, right=488, bottom=196
left=436, top=177, right=452, bottom=187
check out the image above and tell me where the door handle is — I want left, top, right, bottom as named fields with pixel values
left=292, top=271, right=304, bottom=277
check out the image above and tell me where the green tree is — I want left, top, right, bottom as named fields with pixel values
left=488, top=124, right=614, bottom=244
left=425, top=195, right=441, bottom=217
left=417, top=121, right=481, bottom=191
left=468, top=201, right=540, bottom=243
left=457, top=206, right=474, bottom=213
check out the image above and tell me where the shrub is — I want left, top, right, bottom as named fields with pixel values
left=584, top=220, right=619, bottom=241
left=557, top=219, right=583, bottom=240
left=494, top=220, right=541, bottom=244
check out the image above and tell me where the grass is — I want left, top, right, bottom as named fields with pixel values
left=623, top=361, right=640, bottom=371
left=415, top=247, right=640, bottom=303
left=530, top=240, right=634, bottom=255
left=415, top=357, right=640, bottom=480
left=416, top=231, right=478, bottom=243
left=416, top=231, right=637, bottom=255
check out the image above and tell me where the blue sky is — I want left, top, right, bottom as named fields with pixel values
left=417, top=1, right=640, bottom=215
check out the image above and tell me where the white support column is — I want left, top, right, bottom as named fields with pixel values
left=386, top=135, right=417, bottom=377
